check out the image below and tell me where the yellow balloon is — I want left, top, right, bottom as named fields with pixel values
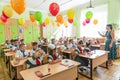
left=67, top=9, right=75, bottom=19
left=45, top=18, right=50, bottom=25
left=3, top=5, right=13, bottom=18
left=63, top=21, right=67, bottom=27
left=18, top=18, right=25, bottom=25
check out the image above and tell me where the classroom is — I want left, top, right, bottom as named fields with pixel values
left=0, top=0, right=120, bottom=80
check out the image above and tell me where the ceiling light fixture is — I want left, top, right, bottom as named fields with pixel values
left=87, top=0, right=94, bottom=8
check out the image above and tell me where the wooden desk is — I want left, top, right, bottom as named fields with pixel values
left=11, top=58, right=29, bottom=79
left=78, top=50, right=109, bottom=80
left=20, top=60, right=80, bottom=80
left=61, top=48, right=75, bottom=59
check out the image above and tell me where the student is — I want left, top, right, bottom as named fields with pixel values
left=74, top=40, right=89, bottom=71
left=38, top=37, right=44, bottom=46
left=86, top=42, right=92, bottom=51
left=5, top=40, right=11, bottom=48
left=30, top=42, right=38, bottom=56
left=15, top=44, right=29, bottom=60
left=30, top=42, right=45, bottom=56
left=48, top=44, right=62, bottom=64
left=62, top=41, right=69, bottom=50
left=20, top=39, right=24, bottom=44
left=51, top=38, right=56, bottom=45
left=12, top=39, right=19, bottom=51
left=69, top=39, right=76, bottom=48
left=26, top=49, right=43, bottom=68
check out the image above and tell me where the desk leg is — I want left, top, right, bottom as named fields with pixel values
left=90, top=60, right=93, bottom=80
left=106, top=61, right=108, bottom=69
left=8, top=57, right=11, bottom=78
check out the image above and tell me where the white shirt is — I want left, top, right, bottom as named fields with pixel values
left=15, top=50, right=29, bottom=58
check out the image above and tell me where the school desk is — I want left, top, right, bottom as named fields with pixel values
left=61, top=48, right=75, bottom=59
left=10, top=57, right=29, bottom=79
left=91, top=44, right=101, bottom=50
left=20, top=60, right=80, bottom=80
left=78, top=50, right=109, bottom=80
left=5, top=51, right=15, bottom=78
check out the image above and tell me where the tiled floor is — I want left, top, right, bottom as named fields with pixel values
left=0, top=57, right=120, bottom=80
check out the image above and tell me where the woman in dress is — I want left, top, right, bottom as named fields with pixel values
left=98, top=24, right=117, bottom=65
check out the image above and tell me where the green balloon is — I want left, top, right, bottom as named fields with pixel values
left=34, top=11, right=42, bottom=21
left=39, top=19, right=42, bottom=24
left=73, top=21, right=77, bottom=26
left=86, top=11, right=93, bottom=20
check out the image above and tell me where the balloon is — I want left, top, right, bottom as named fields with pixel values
left=49, top=2, right=60, bottom=16
left=39, top=19, right=42, bottom=24
left=42, top=22, right=46, bottom=27
left=57, top=22, right=60, bottom=27
left=34, top=11, right=42, bottom=21
left=3, top=5, right=13, bottom=18
left=93, top=19, right=98, bottom=25
left=73, top=21, right=77, bottom=26
left=63, top=21, right=67, bottom=27
left=1, top=12, right=8, bottom=22
left=18, top=18, right=25, bottom=25
left=82, top=21, right=86, bottom=26
left=11, top=0, right=25, bottom=15
left=30, top=14, right=35, bottom=22
left=86, top=11, right=93, bottom=20
left=0, top=18, right=6, bottom=24
left=52, top=21, right=55, bottom=26
left=85, top=19, right=90, bottom=24
left=68, top=19, right=73, bottom=24
left=67, top=9, right=75, bottom=19
left=56, top=14, right=63, bottom=24
left=45, top=18, right=50, bottom=25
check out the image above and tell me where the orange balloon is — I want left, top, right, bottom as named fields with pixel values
left=56, top=14, right=63, bottom=24
left=30, top=14, right=35, bottom=22
left=93, top=19, right=98, bottom=25
left=11, top=0, right=25, bottom=15
left=57, top=22, right=60, bottom=27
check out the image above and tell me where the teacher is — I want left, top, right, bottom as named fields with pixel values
left=98, top=24, right=117, bottom=66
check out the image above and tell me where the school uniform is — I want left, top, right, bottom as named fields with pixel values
left=48, top=53, right=61, bottom=62
left=62, top=44, right=69, bottom=50
left=69, top=43, right=77, bottom=48
left=15, top=50, right=29, bottom=58
left=5, top=44, right=11, bottom=48
left=12, top=45, right=19, bottom=51
left=38, top=40, right=44, bottom=45
left=74, top=47, right=89, bottom=66
left=26, top=56, right=43, bottom=68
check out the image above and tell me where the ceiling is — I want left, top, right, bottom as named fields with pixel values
left=0, top=0, right=93, bottom=13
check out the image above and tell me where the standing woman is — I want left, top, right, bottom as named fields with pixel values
left=98, top=24, right=117, bottom=65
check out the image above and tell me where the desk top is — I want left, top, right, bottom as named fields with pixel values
left=20, top=59, right=80, bottom=80
left=61, top=48, right=75, bottom=54
left=79, top=50, right=109, bottom=59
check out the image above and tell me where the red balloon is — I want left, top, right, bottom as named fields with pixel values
left=82, top=21, right=86, bottom=26
left=68, top=19, right=73, bottom=24
left=2, top=11, right=9, bottom=19
left=42, top=22, right=46, bottom=27
left=49, top=2, right=60, bottom=16
left=0, top=14, right=8, bottom=22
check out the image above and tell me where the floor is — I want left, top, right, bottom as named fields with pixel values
left=0, top=57, right=120, bottom=80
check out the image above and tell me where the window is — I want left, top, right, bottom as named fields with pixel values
left=80, top=4, right=108, bottom=38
